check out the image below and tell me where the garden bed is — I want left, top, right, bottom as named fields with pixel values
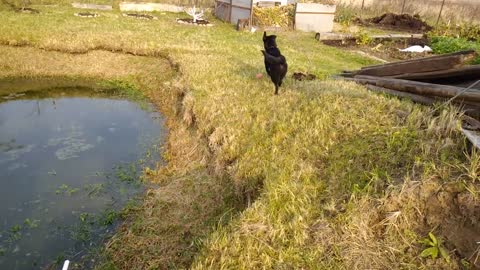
left=354, top=13, right=433, bottom=33
left=176, top=18, right=212, bottom=26
left=322, top=37, right=431, bottom=61
left=123, top=13, right=158, bottom=20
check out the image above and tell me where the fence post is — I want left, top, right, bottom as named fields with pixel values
left=229, top=0, right=232, bottom=23
left=360, top=0, right=365, bottom=19
left=401, top=0, right=406, bottom=14
left=249, top=0, right=253, bottom=29
left=436, top=0, right=446, bottom=26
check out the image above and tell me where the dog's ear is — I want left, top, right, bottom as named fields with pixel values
left=263, top=31, right=267, bottom=41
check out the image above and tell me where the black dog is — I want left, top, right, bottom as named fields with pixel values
left=261, top=31, right=288, bottom=95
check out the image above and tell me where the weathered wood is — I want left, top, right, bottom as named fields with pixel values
left=463, top=115, right=480, bottom=130
left=355, top=51, right=477, bottom=77
left=354, top=75, right=480, bottom=102
left=364, top=84, right=480, bottom=108
left=462, top=128, right=480, bottom=150
left=360, top=50, right=477, bottom=70
left=365, top=85, right=436, bottom=105
left=390, top=65, right=480, bottom=81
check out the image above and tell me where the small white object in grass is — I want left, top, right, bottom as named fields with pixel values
left=251, top=27, right=257, bottom=33
left=399, top=45, right=432, bottom=53
left=185, top=5, right=204, bottom=23
left=62, top=260, right=70, bottom=270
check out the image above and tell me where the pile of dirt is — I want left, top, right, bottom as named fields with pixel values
left=356, top=13, right=433, bottom=33
left=292, top=72, right=316, bottom=81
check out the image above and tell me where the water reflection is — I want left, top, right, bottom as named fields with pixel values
left=0, top=88, right=164, bottom=269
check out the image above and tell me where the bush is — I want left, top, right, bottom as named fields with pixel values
left=355, top=31, right=373, bottom=45
left=252, top=5, right=295, bottom=28
left=430, top=36, right=480, bottom=64
left=335, top=4, right=356, bottom=26
left=430, top=22, right=480, bottom=41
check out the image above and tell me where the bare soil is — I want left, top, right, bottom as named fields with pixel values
left=355, top=13, right=433, bottom=33
left=384, top=180, right=480, bottom=268
left=123, top=13, right=157, bottom=20
left=176, top=18, right=211, bottom=26
left=322, top=37, right=431, bottom=62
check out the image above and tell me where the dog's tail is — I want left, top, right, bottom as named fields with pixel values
left=261, top=50, right=286, bottom=65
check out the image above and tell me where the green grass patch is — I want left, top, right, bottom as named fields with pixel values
left=430, top=36, right=480, bottom=64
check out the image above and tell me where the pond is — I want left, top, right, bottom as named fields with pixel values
left=0, top=87, right=165, bottom=269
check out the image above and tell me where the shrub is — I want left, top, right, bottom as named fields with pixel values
left=430, top=36, right=480, bottom=64
left=430, top=22, right=480, bottom=41
left=335, top=4, right=356, bottom=26
left=252, top=5, right=295, bottom=28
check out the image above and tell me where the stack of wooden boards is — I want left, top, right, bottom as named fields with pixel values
left=341, top=50, right=480, bottom=112
left=341, top=50, right=480, bottom=149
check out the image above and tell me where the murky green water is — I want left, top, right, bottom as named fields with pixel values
left=0, top=87, right=164, bottom=269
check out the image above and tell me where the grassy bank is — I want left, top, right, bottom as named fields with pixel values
left=1, top=3, right=479, bottom=269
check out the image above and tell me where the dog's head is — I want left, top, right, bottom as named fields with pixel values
left=263, top=31, right=277, bottom=49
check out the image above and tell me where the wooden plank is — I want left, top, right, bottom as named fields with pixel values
left=390, top=65, right=480, bottom=81
left=365, top=85, right=436, bottom=105
left=354, top=75, right=480, bottom=102
left=359, top=50, right=477, bottom=70
left=462, top=128, right=480, bottom=150
left=463, top=115, right=480, bottom=130
left=364, top=84, right=480, bottom=108
left=355, top=54, right=476, bottom=77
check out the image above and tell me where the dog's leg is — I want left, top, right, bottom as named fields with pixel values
left=274, top=84, right=279, bottom=95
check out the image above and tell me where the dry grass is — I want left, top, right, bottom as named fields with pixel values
left=1, top=4, right=480, bottom=269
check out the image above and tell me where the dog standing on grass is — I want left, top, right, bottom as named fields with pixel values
left=261, top=31, right=288, bottom=95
